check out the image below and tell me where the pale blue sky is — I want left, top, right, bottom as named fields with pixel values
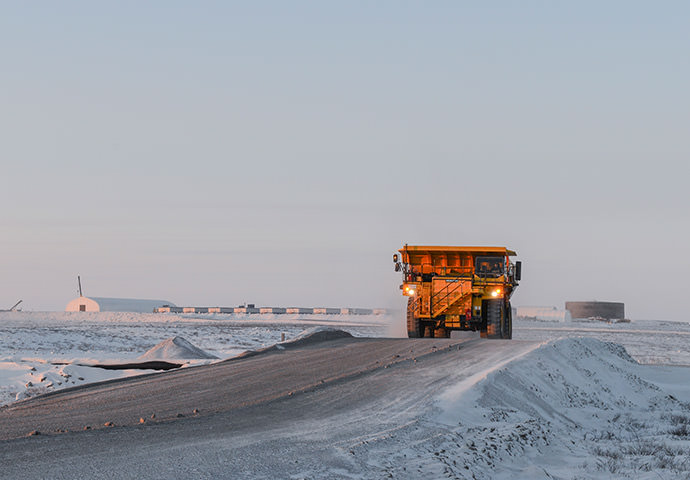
left=2, top=2, right=688, bottom=320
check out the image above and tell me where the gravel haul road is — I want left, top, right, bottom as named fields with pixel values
left=0, top=333, right=541, bottom=479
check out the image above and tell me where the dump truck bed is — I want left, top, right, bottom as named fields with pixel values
left=399, top=246, right=517, bottom=256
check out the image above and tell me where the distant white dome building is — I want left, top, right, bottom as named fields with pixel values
left=65, top=296, right=176, bottom=313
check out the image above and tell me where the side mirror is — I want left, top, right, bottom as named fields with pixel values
left=515, top=261, right=522, bottom=281
left=393, top=254, right=398, bottom=263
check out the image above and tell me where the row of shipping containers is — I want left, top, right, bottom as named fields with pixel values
left=154, top=306, right=386, bottom=315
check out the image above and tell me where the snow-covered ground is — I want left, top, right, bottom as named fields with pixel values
left=0, top=311, right=392, bottom=406
left=1, top=312, right=689, bottom=478
left=2, top=312, right=688, bottom=409
left=2, top=312, right=688, bottom=408
left=514, top=317, right=690, bottom=366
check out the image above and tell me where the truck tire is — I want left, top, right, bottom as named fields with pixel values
left=503, top=302, right=513, bottom=339
left=407, top=298, right=421, bottom=338
left=485, top=299, right=504, bottom=339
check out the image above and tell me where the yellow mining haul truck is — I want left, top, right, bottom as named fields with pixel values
left=394, top=245, right=521, bottom=339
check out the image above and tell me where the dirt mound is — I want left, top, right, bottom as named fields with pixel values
left=281, top=327, right=353, bottom=347
left=138, top=337, right=218, bottom=361
left=228, top=328, right=354, bottom=361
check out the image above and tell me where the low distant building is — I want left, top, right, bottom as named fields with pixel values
left=516, top=306, right=572, bottom=322
left=65, top=296, right=176, bottom=313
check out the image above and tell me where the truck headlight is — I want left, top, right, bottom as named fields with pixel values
left=403, top=285, right=417, bottom=296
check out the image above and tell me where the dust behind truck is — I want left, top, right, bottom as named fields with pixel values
left=394, top=245, right=521, bottom=339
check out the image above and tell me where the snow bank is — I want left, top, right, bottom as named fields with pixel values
left=138, top=336, right=218, bottom=361
left=0, top=358, right=161, bottom=405
left=430, top=338, right=690, bottom=478
left=1, top=337, right=219, bottom=406
left=439, top=338, right=640, bottom=423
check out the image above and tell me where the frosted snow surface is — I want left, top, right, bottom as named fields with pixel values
left=358, top=338, right=690, bottom=479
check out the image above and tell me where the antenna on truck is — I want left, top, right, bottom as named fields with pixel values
left=78, top=275, right=83, bottom=297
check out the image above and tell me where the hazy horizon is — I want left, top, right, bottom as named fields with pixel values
left=2, top=2, right=688, bottom=321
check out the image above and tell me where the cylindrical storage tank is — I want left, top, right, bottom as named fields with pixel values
left=565, top=301, right=625, bottom=320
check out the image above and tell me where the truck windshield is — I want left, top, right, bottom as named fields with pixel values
left=475, top=256, right=504, bottom=277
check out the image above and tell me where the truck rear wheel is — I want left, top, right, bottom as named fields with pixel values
left=434, top=328, right=451, bottom=338
left=407, top=298, right=422, bottom=338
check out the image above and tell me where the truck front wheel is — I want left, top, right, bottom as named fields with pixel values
left=503, top=302, right=513, bottom=339
left=407, top=298, right=422, bottom=338
left=483, top=299, right=509, bottom=339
